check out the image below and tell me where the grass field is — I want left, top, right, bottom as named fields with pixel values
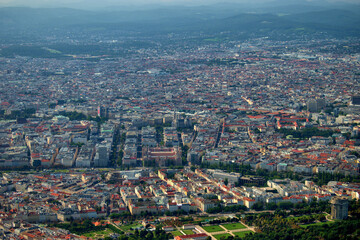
left=202, top=225, right=224, bottom=233
left=221, top=223, right=247, bottom=230
left=83, top=228, right=114, bottom=238
left=53, top=169, right=70, bottom=173
left=196, top=216, right=216, bottom=221
left=43, top=47, right=62, bottom=54
left=287, top=214, right=324, bottom=221
left=300, top=221, right=334, bottom=228
left=120, top=223, right=143, bottom=232
left=183, top=229, right=195, bottom=235
left=233, top=231, right=253, bottom=238
left=171, top=231, right=183, bottom=237
left=213, top=233, right=232, bottom=240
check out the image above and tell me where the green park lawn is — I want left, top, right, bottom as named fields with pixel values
left=287, top=214, right=325, bottom=221
left=196, top=216, right=216, bottom=221
left=300, top=221, right=334, bottom=228
left=83, top=228, right=114, bottom=238
left=202, top=225, right=224, bottom=233
left=183, top=229, right=195, bottom=235
left=53, top=169, right=70, bottom=173
left=171, top=231, right=183, bottom=237
left=233, top=231, right=253, bottom=238
left=221, top=223, right=247, bottom=230
left=213, top=233, right=232, bottom=240
left=120, top=223, right=143, bottom=232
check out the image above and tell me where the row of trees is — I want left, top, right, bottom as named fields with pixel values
left=129, top=228, right=171, bottom=240
left=109, top=126, right=121, bottom=167
left=207, top=204, right=247, bottom=214
left=312, top=171, right=360, bottom=186
left=254, top=169, right=302, bottom=182
left=0, top=108, right=36, bottom=120
left=200, top=162, right=253, bottom=176
left=289, top=200, right=330, bottom=216
left=251, top=199, right=330, bottom=215
left=53, top=219, right=106, bottom=234
left=276, top=127, right=335, bottom=139
left=208, top=217, right=239, bottom=225
left=58, top=111, right=108, bottom=124
left=201, top=159, right=360, bottom=188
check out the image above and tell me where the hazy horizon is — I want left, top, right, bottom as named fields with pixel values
left=1, top=0, right=360, bottom=10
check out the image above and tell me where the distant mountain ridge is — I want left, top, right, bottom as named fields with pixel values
left=0, top=5, right=359, bottom=43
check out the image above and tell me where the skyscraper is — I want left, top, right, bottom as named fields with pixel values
left=307, top=98, right=326, bottom=112
left=330, top=196, right=349, bottom=220
left=352, top=96, right=360, bottom=105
